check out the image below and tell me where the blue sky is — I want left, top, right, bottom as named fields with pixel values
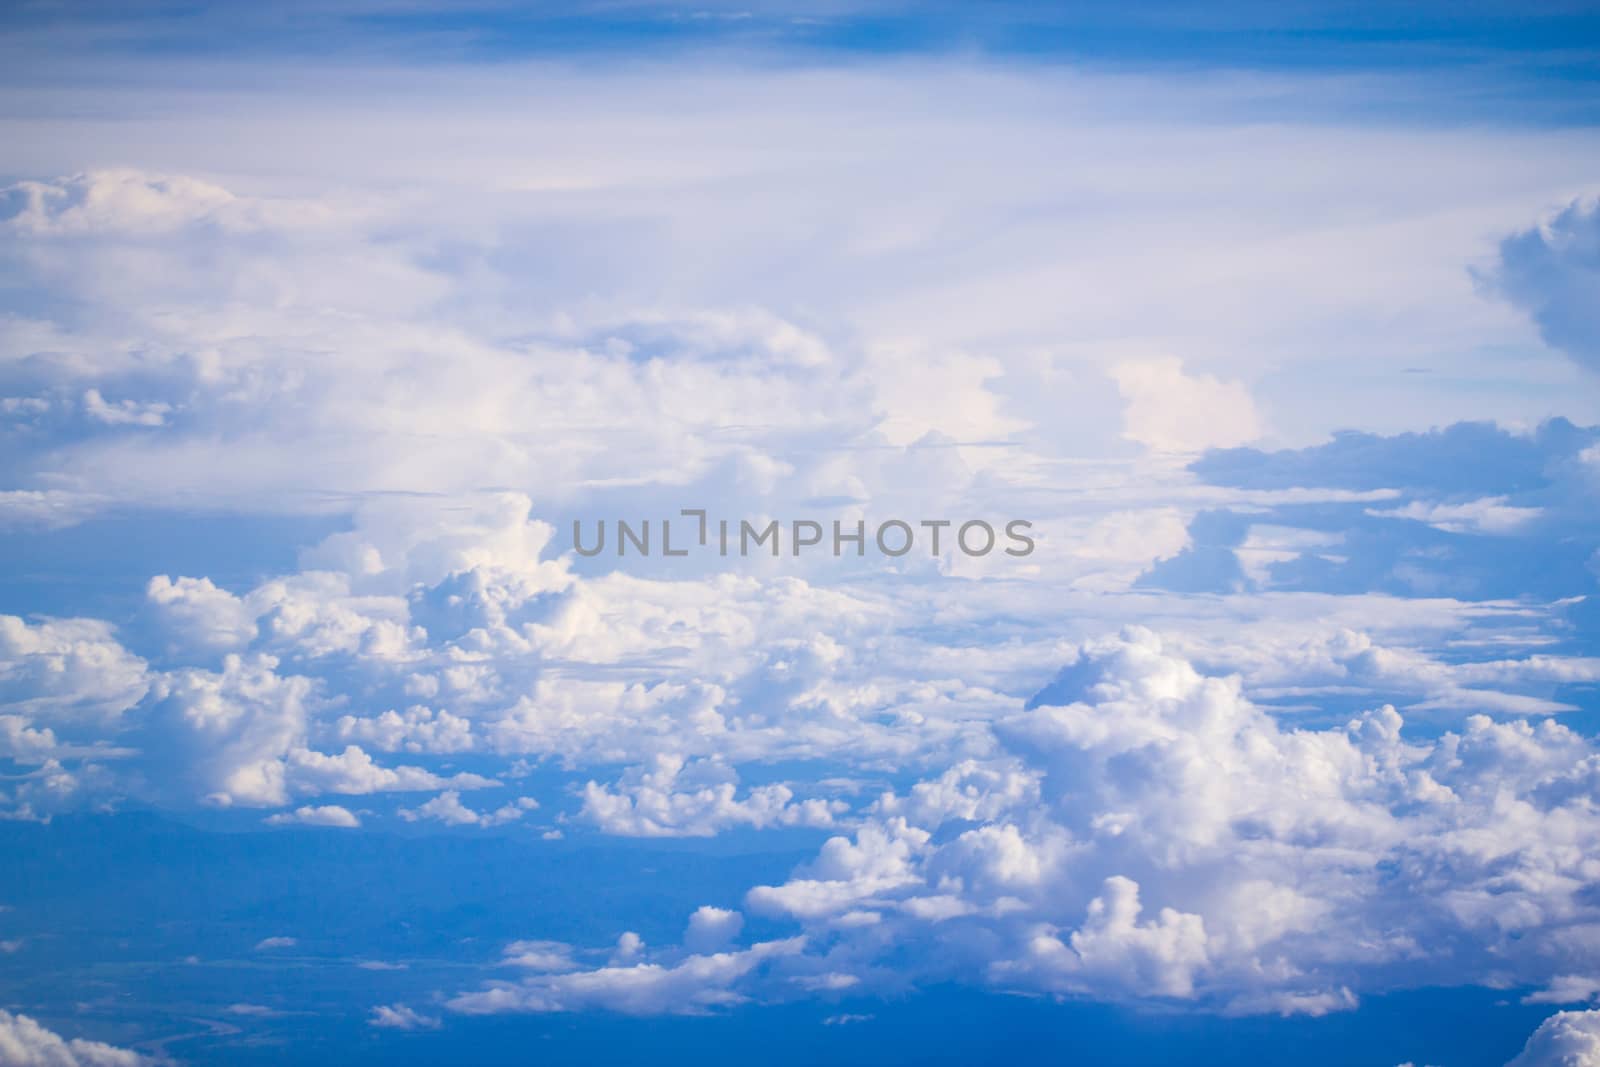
left=2, top=2, right=1600, bottom=1065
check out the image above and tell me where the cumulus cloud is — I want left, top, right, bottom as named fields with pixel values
left=1507, top=1010, right=1600, bottom=1067
left=0, top=1010, right=145, bottom=1067
left=1015, top=875, right=1210, bottom=998
left=399, top=791, right=535, bottom=828
left=447, top=937, right=808, bottom=1017
left=368, top=1005, right=440, bottom=1031
left=1110, top=358, right=1261, bottom=454
left=722, top=629, right=1600, bottom=1012
left=0, top=122, right=1597, bottom=1059
left=685, top=907, right=745, bottom=953
left=500, top=940, right=579, bottom=972
left=0, top=616, right=148, bottom=724
left=264, top=804, right=361, bottom=828
left=580, top=755, right=845, bottom=837
left=144, top=576, right=257, bottom=655
left=142, top=654, right=494, bottom=808
left=335, top=706, right=473, bottom=755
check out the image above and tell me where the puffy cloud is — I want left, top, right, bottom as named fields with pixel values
left=2, top=48, right=1600, bottom=1061
left=399, top=791, right=536, bottom=828
left=746, top=819, right=929, bottom=921
left=284, top=746, right=495, bottom=798
left=145, top=575, right=257, bottom=655
left=5, top=170, right=243, bottom=237
left=368, top=1005, right=440, bottom=1031
left=1507, top=1010, right=1600, bottom=1067
left=264, top=804, right=361, bottom=828
left=0, top=716, right=61, bottom=764
left=0, top=616, right=148, bottom=724
left=580, top=755, right=845, bottom=837
left=731, top=629, right=1600, bottom=1011
left=501, top=940, right=579, bottom=972
left=334, top=706, right=474, bottom=755
left=143, top=655, right=492, bottom=807
left=685, top=907, right=745, bottom=953
left=145, top=570, right=416, bottom=664
left=1011, top=875, right=1210, bottom=998
left=447, top=937, right=807, bottom=1017
left=1110, top=358, right=1261, bottom=454
left=0, top=1010, right=145, bottom=1066
left=142, top=654, right=309, bottom=806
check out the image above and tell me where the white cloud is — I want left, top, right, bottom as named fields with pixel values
left=82, top=388, right=170, bottom=428
left=685, top=907, right=745, bottom=953
left=146, top=575, right=257, bottom=654
left=285, top=746, right=495, bottom=798
left=501, top=940, right=578, bottom=972
left=1526, top=976, right=1600, bottom=1007
left=6, top=170, right=238, bottom=237
left=399, top=791, right=535, bottom=828
left=146, top=654, right=494, bottom=807
left=1110, top=358, right=1261, bottom=454
left=0, top=616, right=148, bottom=724
left=0, top=716, right=61, bottom=764
left=1507, top=1010, right=1600, bottom=1067
left=1224, top=987, right=1358, bottom=1018
left=264, top=804, right=361, bottom=828
left=725, top=628, right=1600, bottom=1011
left=1369, top=497, right=1543, bottom=535
left=1014, top=875, right=1210, bottom=998
left=335, top=706, right=474, bottom=755
left=0, top=1010, right=145, bottom=1067
left=447, top=938, right=807, bottom=1017
left=581, top=754, right=844, bottom=837
left=368, top=1005, right=440, bottom=1031
left=0, top=67, right=1595, bottom=1042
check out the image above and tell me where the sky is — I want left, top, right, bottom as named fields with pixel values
left=2, top=2, right=1600, bottom=1065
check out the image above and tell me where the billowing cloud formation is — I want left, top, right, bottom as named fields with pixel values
left=713, top=630, right=1600, bottom=1010
left=581, top=755, right=844, bottom=837
left=1508, top=1010, right=1600, bottom=1067
left=0, top=1010, right=145, bottom=1066
left=430, top=626, right=1600, bottom=1034
left=0, top=78, right=1598, bottom=1063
